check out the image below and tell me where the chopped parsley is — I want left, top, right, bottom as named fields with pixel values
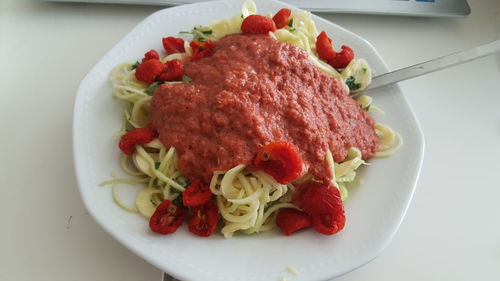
left=289, top=28, right=296, bottom=32
left=131, top=61, right=140, bottom=70
left=182, top=75, right=193, bottom=82
left=288, top=18, right=293, bottom=27
left=172, top=195, right=184, bottom=206
left=150, top=193, right=161, bottom=206
left=193, top=26, right=212, bottom=34
left=362, top=67, right=367, bottom=74
left=180, top=26, right=213, bottom=42
left=346, top=76, right=361, bottom=91
left=154, top=162, right=161, bottom=169
left=359, top=104, right=371, bottom=111
left=146, top=81, right=164, bottom=96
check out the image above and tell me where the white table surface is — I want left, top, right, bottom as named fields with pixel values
left=1, top=0, right=499, bottom=280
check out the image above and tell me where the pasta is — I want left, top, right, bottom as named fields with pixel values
left=103, top=0, right=402, bottom=238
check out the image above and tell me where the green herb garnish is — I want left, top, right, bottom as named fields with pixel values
left=359, top=104, right=371, bottom=111
left=288, top=18, right=293, bottom=27
left=345, top=76, right=361, bottom=91
left=362, top=67, right=367, bottom=74
left=289, top=28, right=296, bottom=32
left=193, top=26, right=212, bottom=33
left=131, top=61, right=140, bottom=70
left=182, top=75, right=193, bottom=82
left=146, top=81, right=164, bottom=96
left=150, top=193, right=162, bottom=206
left=172, top=195, right=184, bottom=206
left=154, top=162, right=161, bottom=169
left=184, top=25, right=214, bottom=42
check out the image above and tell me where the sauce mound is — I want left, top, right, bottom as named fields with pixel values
left=151, top=34, right=378, bottom=182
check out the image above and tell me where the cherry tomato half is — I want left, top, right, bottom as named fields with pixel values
left=254, top=141, right=303, bottom=184
left=143, top=49, right=159, bottom=61
left=293, top=181, right=343, bottom=216
left=188, top=201, right=219, bottom=237
left=182, top=179, right=212, bottom=206
left=157, top=59, right=184, bottom=81
left=135, top=59, right=165, bottom=84
left=316, top=31, right=355, bottom=69
left=276, top=208, right=311, bottom=236
left=292, top=181, right=346, bottom=235
left=272, top=8, right=292, bottom=29
left=311, top=210, right=345, bottom=235
left=327, top=45, right=354, bottom=69
left=118, top=128, right=156, bottom=155
left=190, top=40, right=215, bottom=61
left=241, top=14, right=276, bottom=34
left=149, top=200, right=186, bottom=234
left=316, top=31, right=337, bottom=60
left=162, top=37, right=185, bottom=55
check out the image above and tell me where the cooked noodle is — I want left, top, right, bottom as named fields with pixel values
left=102, top=0, right=402, bottom=237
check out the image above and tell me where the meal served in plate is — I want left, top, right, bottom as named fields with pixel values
left=103, top=0, right=401, bottom=238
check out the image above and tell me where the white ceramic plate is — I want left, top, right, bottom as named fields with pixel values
left=73, top=1, right=424, bottom=280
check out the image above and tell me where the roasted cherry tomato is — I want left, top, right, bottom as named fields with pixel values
left=276, top=208, right=311, bottom=236
left=182, top=179, right=212, bottom=206
left=157, top=59, right=184, bottom=81
left=190, top=40, right=215, bottom=61
left=292, top=181, right=345, bottom=235
left=118, top=128, right=156, bottom=155
left=135, top=59, right=165, bottom=84
left=241, top=14, right=277, bottom=34
left=293, top=181, right=343, bottom=215
left=254, top=141, right=303, bottom=184
left=149, top=200, right=186, bottom=234
left=316, top=31, right=337, bottom=60
left=272, top=8, right=292, bottom=29
left=162, top=36, right=185, bottom=55
left=143, top=49, right=159, bottom=61
left=188, top=201, right=219, bottom=237
left=316, top=31, right=355, bottom=69
left=311, top=210, right=345, bottom=235
left=327, top=45, right=354, bottom=69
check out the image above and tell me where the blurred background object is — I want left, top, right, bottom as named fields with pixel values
left=43, top=0, right=471, bottom=17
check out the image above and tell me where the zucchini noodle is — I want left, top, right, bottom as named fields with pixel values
left=374, top=124, right=403, bottom=158
left=112, top=184, right=139, bottom=213
left=212, top=164, right=298, bottom=237
left=102, top=0, right=403, bottom=237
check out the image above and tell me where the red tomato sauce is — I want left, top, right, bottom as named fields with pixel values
left=151, top=34, right=378, bottom=182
